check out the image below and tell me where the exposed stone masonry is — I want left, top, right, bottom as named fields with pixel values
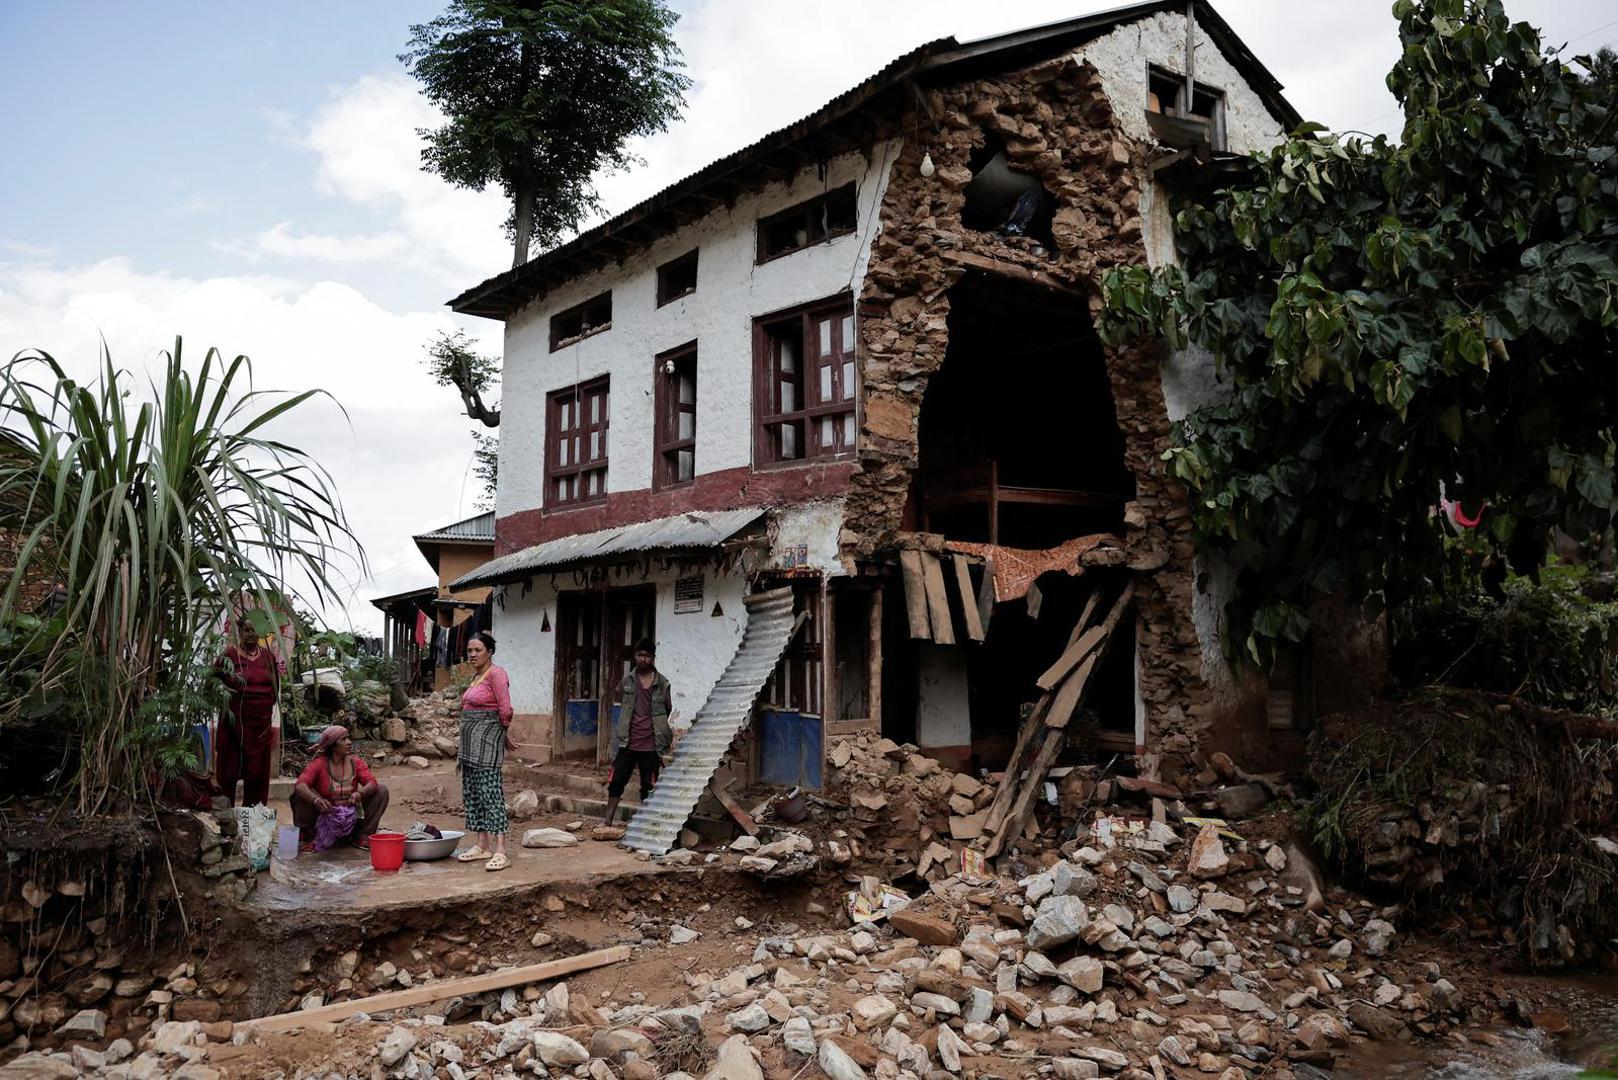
left=843, top=54, right=1211, bottom=757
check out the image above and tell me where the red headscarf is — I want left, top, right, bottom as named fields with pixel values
left=308, top=725, right=349, bottom=757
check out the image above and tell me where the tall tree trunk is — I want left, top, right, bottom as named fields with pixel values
left=512, top=180, right=535, bottom=268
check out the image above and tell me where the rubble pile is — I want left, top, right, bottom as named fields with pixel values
left=823, top=732, right=1002, bottom=881
left=6, top=803, right=1519, bottom=1080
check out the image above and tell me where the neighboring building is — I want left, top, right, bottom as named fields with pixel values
left=373, top=511, right=496, bottom=693
left=448, top=1, right=1380, bottom=785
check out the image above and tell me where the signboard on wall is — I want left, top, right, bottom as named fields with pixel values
left=674, top=576, right=704, bottom=614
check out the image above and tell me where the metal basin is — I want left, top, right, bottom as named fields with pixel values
left=402, top=830, right=465, bottom=861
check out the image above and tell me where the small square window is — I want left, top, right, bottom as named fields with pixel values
left=656, top=250, right=698, bottom=306
left=757, top=184, right=858, bottom=263
left=550, top=292, right=612, bottom=352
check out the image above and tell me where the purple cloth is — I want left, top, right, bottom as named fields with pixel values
left=313, top=804, right=357, bottom=851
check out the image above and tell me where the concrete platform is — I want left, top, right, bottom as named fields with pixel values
left=249, top=839, right=671, bottom=915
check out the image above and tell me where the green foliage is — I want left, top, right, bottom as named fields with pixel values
left=1394, top=561, right=1618, bottom=714
left=0, top=340, right=361, bottom=810
left=472, top=431, right=499, bottom=510
left=401, top=0, right=691, bottom=265
left=1099, top=0, right=1618, bottom=664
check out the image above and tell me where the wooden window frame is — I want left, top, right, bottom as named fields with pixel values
left=653, top=342, right=698, bottom=491
left=755, top=183, right=858, bottom=264
left=549, top=291, right=613, bottom=352
left=655, top=249, right=699, bottom=307
left=1146, top=64, right=1228, bottom=153
left=752, top=294, right=858, bottom=470
left=546, top=376, right=610, bottom=508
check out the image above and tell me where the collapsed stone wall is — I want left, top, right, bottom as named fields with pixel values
left=844, top=54, right=1211, bottom=756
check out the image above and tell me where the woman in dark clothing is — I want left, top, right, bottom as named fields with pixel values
left=215, top=620, right=284, bottom=806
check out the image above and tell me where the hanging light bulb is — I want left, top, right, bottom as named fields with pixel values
left=919, top=150, right=936, bottom=178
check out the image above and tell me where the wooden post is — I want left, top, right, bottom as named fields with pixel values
left=988, top=459, right=1000, bottom=546
left=597, top=586, right=611, bottom=765
left=820, top=578, right=834, bottom=772
left=868, top=586, right=884, bottom=731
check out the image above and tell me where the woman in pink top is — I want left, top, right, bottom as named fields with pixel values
left=455, top=631, right=516, bottom=871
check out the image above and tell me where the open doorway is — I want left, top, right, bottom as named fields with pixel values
left=553, top=586, right=656, bottom=761
left=915, top=273, right=1134, bottom=548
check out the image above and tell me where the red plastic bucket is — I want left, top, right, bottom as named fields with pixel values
left=368, top=832, right=406, bottom=872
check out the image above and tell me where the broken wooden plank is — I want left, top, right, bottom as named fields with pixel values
left=920, top=553, right=956, bottom=646
left=711, top=784, right=759, bottom=836
left=1046, top=583, right=1135, bottom=729
left=237, top=946, right=632, bottom=1033
left=1036, top=624, right=1106, bottom=692
left=986, top=725, right=1067, bottom=859
left=952, top=555, right=985, bottom=642
left=981, top=696, right=1052, bottom=836
left=898, top=550, right=932, bottom=640
left=1044, top=652, right=1099, bottom=731
left=1025, top=580, right=1044, bottom=620
left=976, top=555, right=997, bottom=630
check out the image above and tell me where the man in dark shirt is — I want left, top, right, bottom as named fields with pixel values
left=604, top=638, right=674, bottom=826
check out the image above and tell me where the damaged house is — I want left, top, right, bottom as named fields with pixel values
left=448, top=0, right=1380, bottom=851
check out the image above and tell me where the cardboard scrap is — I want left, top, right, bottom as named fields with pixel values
left=1182, top=816, right=1245, bottom=841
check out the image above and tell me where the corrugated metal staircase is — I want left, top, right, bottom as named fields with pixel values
left=622, top=587, right=798, bottom=855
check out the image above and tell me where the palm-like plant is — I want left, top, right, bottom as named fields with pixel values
left=0, top=339, right=362, bottom=812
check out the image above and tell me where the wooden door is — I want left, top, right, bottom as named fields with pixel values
left=555, top=592, right=602, bottom=759
left=600, top=587, right=657, bottom=761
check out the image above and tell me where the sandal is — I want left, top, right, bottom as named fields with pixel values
left=456, top=846, right=488, bottom=862
left=485, top=853, right=509, bottom=872
left=298, top=842, right=316, bottom=854
left=355, top=837, right=371, bottom=851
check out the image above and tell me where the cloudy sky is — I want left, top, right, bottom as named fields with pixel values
left=2, top=0, right=1613, bottom=633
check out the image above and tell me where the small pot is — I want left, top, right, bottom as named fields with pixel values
left=775, top=788, right=807, bottom=824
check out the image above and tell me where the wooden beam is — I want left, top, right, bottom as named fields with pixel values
left=953, top=556, right=985, bottom=642
left=921, top=553, right=956, bottom=646
left=237, top=946, right=632, bottom=1034
left=868, top=587, right=884, bottom=729
left=898, top=550, right=932, bottom=640
left=941, top=250, right=1087, bottom=298
left=711, top=784, right=759, bottom=836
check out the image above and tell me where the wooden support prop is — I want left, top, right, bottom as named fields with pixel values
left=237, top=946, right=632, bottom=1033
left=953, top=556, right=985, bottom=642
left=712, top=783, right=759, bottom=836
left=986, top=725, right=1067, bottom=859
left=981, top=696, right=1052, bottom=836
left=1037, top=625, right=1104, bottom=692
left=898, top=550, right=932, bottom=640
left=1044, top=652, right=1098, bottom=731
left=921, top=553, right=956, bottom=646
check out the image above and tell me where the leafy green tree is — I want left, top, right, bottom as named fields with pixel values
left=1100, top=0, right=1618, bottom=663
left=422, top=329, right=501, bottom=506
left=401, top=0, right=691, bottom=268
left=425, top=329, right=501, bottom=427
left=0, top=341, right=361, bottom=810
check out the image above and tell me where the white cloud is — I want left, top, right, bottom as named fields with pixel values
left=221, top=75, right=511, bottom=284
left=0, top=257, right=499, bottom=632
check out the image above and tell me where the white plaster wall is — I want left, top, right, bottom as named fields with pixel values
left=915, top=645, right=972, bottom=749
left=769, top=499, right=848, bottom=575
left=491, top=565, right=750, bottom=729
left=496, top=145, right=901, bottom=521
left=1075, top=11, right=1288, bottom=157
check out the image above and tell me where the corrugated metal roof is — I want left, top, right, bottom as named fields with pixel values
left=447, top=0, right=1301, bottom=321
left=448, top=507, right=766, bottom=590
left=413, top=511, right=496, bottom=545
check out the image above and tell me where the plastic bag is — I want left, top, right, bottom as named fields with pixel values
left=234, top=805, right=278, bottom=872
